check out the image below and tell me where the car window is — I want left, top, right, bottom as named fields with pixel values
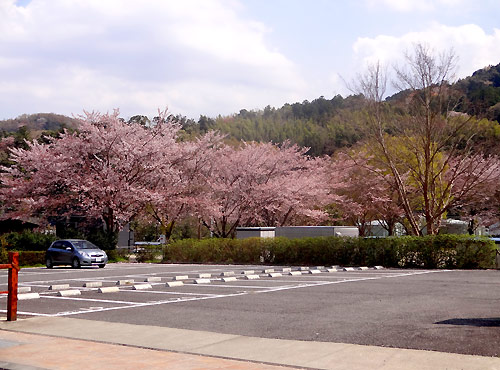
left=62, top=241, right=73, bottom=250
left=71, top=240, right=98, bottom=250
left=51, top=241, right=63, bottom=249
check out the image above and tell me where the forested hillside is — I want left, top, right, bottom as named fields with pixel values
left=457, top=63, right=500, bottom=122
left=189, top=62, right=500, bottom=156
left=205, top=95, right=367, bottom=156
left=0, top=113, right=77, bottom=134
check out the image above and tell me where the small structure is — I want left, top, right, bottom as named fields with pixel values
left=365, top=221, right=405, bottom=237
left=437, top=219, right=486, bottom=236
left=487, top=222, right=500, bottom=236
left=275, top=226, right=358, bottom=238
left=117, top=223, right=134, bottom=250
left=235, top=227, right=276, bottom=239
left=236, top=226, right=359, bottom=239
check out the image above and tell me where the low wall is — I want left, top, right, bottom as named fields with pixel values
left=275, top=226, right=359, bottom=238
left=235, top=227, right=276, bottom=239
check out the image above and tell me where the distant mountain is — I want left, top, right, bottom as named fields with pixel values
left=455, top=62, right=500, bottom=122
left=201, top=62, right=500, bottom=155
left=203, top=94, right=367, bottom=156
left=0, top=113, right=77, bottom=133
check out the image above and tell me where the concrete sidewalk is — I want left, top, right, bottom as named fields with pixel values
left=1, top=317, right=499, bottom=370
left=0, top=330, right=292, bottom=370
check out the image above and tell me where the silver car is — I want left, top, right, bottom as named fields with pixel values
left=45, top=239, right=108, bottom=268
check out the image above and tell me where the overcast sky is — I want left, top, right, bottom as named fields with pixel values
left=1, top=0, right=500, bottom=120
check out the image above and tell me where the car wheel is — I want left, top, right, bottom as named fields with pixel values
left=98, top=264, right=106, bottom=268
left=72, top=257, right=81, bottom=269
left=46, top=257, right=53, bottom=269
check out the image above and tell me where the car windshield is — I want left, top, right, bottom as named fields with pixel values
left=72, top=240, right=99, bottom=250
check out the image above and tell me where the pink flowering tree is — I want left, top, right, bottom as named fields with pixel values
left=143, top=131, right=225, bottom=240
left=331, top=146, right=500, bottom=236
left=330, top=153, right=403, bottom=236
left=200, top=141, right=331, bottom=238
left=445, top=155, right=500, bottom=233
left=0, top=109, right=182, bottom=242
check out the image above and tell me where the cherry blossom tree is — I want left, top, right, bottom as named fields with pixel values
left=1, top=112, right=333, bottom=241
left=199, top=141, right=331, bottom=238
left=445, top=155, right=500, bottom=234
left=330, top=153, right=403, bottom=236
left=144, top=131, right=225, bottom=240
left=0, top=109, right=182, bottom=239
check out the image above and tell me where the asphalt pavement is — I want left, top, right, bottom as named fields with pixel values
left=0, top=263, right=499, bottom=369
left=1, top=316, right=500, bottom=370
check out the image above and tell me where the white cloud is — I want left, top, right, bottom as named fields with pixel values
left=0, top=0, right=306, bottom=119
left=352, top=23, right=500, bottom=84
left=365, top=0, right=467, bottom=12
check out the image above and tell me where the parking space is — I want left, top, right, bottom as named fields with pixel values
left=1, top=263, right=499, bottom=357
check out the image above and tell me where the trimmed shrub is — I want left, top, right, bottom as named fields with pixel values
left=17, top=251, right=46, bottom=266
left=1, top=251, right=45, bottom=266
left=136, top=245, right=163, bottom=263
left=106, top=249, right=129, bottom=263
left=0, top=235, right=8, bottom=264
left=164, top=235, right=497, bottom=269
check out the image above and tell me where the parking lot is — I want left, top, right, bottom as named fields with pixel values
left=1, top=263, right=499, bottom=357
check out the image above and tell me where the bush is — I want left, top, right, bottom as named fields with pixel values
left=0, top=250, right=45, bottom=266
left=17, top=251, right=45, bottom=266
left=136, top=245, right=163, bottom=263
left=164, top=235, right=496, bottom=269
left=3, top=231, right=57, bottom=251
left=0, top=235, right=9, bottom=264
left=163, top=238, right=262, bottom=264
left=106, top=249, right=129, bottom=262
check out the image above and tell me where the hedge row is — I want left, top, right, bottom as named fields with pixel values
left=0, top=251, right=46, bottom=266
left=164, top=235, right=497, bottom=269
left=0, top=234, right=495, bottom=269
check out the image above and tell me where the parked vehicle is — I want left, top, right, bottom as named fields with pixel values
left=45, top=239, right=108, bottom=268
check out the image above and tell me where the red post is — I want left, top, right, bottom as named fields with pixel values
left=7, top=252, right=19, bottom=321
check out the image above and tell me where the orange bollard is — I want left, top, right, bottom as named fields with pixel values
left=7, top=252, right=19, bottom=321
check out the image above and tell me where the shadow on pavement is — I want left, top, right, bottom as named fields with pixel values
left=436, top=318, right=500, bottom=327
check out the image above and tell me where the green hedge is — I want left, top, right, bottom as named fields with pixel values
left=135, top=245, right=163, bottom=263
left=0, top=251, right=46, bottom=266
left=18, top=251, right=46, bottom=266
left=163, top=235, right=497, bottom=269
left=106, top=249, right=129, bottom=263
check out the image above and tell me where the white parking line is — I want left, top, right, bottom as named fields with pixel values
left=46, top=292, right=249, bottom=317
left=257, top=270, right=450, bottom=294
left=0, top=310, right=52, bottom=316
left=186, top=284, right=294, bottom=289
left=42, top=296, right=136, bottom=304
left=126, top=290, right=220, bottom=296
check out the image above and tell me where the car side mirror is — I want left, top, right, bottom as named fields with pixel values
left=66, top=247, right=72, bottom=251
